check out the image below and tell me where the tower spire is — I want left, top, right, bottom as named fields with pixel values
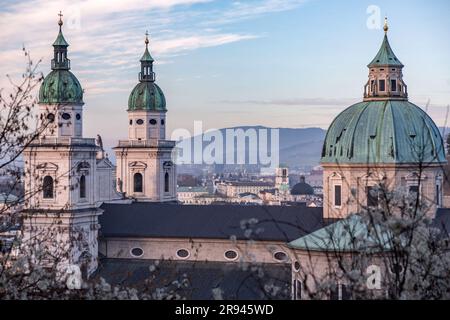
left=383, top=16, right=389, bottom=34
left=139, top=31, right=155, bottom=82
left=52, top=11, right=70, bottom=70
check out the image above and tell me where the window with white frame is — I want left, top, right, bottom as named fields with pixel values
left=334, top=185, right=342, bottom=207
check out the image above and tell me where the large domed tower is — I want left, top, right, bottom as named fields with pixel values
left=22, top=13, right=102, bottom=277
left=321, top=19, right=446, bottom=219
left=114, top=33, right=176, bottom=202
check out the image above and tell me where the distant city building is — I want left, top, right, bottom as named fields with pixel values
left=177, top=186, right=209, bottom=204
left=216, top=180, right=274, bottom=198
left=306, top=166, right=323, bottom=187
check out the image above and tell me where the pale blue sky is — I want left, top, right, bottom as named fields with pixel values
left=0, top=0, right=449, bottom=149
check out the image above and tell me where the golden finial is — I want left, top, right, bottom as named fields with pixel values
left=58, top=11, right=63, bottom=27
left=145, top=30, right=149, bottom=47
left=383, top=16, right=389, bottom=34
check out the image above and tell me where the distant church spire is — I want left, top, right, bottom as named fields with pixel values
left=363, top=19, right=408, bottom=101
left=51, top=11, right=70, bottom=70
left=139, top=31, right=155, bottom=82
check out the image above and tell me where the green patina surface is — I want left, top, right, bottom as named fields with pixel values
left=39, top=69, right=83, bottom=104
left=128, top=82, right=166, bottom=111
left=140, top=47, right=154, bottom=62
left=368, top=35, right=403, bottom=67
left=321, top=100, right=445, bottom=164
left=52, top=30, right=69, bottom=47
left=288, top=215, right=392, bottom=252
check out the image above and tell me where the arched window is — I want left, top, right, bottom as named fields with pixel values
left=164, top=172, right=169, bottom=193
left=43, top=176, right=54, bottom=199
left=134, top=173, right=143, bottom=193
left=79, top=175, right=86, bottom=198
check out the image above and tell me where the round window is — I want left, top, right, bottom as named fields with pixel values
left=46, top=113, right=55, bottom=122
left=61, top=113, right=71, bottom=120
left=130, top=247, right=144, bottom=257
left=149, top=119, right=157, bottom=125
left=136, top=119, right=144, bottom=125
left=273, top=251, right=288, bottom=262
left=294, top=261, right=300, bottom=271
left=129, top=119, right=133, bottom=125
left=224, top=250, right=238, bottom=260
left=176, top=249, right=189, bottom=259
left=161, top=119, right=165, bottom=125
left=76, top=113, right=81, bottom=120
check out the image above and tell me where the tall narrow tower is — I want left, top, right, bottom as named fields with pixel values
left=114, top=33, right=176, bottom=202
left=22, top=13, right=101, bottom=277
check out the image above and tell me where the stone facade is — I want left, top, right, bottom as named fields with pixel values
left=322, top=164, right=443, bottom=219
left=99, top=236, right=292, bottom=265
left=21, top=20, right=103, bottom=276
left=114, top=36, right=177, bottom=203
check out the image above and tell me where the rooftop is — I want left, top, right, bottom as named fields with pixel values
left=99, top=202, right=324, bottom=242
left=95, top=258, right=291, bottom=300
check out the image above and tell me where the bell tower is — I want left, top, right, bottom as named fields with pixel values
left=22, top=13, right=101, bottom=278
left=115, top=32, right=176, bottom=202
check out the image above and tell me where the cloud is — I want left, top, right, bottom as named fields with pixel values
left=155, top=34, right=259, bottom=54
left=0, top=0, right=308, bottom=99
left=208, top=0, right=309, bottom=25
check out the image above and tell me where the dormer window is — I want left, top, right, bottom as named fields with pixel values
left=379, top=80, right=386, bottom=92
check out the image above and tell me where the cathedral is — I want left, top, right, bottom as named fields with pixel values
left=19, top=16, right=450, bottom=299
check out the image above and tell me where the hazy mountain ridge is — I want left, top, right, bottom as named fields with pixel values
left=178, top=126, right=327, bottom=169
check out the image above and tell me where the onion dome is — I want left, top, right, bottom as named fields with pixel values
left=291, top=176, right=314, bottom=195
left=321, top=19, right=445, bottom=165
left=39, top=12, right=83, bottom=105
left=128, top=32, right=166, bottom=112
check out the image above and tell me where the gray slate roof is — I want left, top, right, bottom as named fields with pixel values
left=99, top=202, right=324, bottom=242
left=95, top=258, right=291, bottom=300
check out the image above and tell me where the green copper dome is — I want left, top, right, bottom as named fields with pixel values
left=321, top=100, right=445, bottom=164
left=39, top=17, right=83, bottom=105
left=128, top=82, right=166, bottom=111
left=128, top=34, right=166, bottom=112
left=39, top=70, right=83, bottom=104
